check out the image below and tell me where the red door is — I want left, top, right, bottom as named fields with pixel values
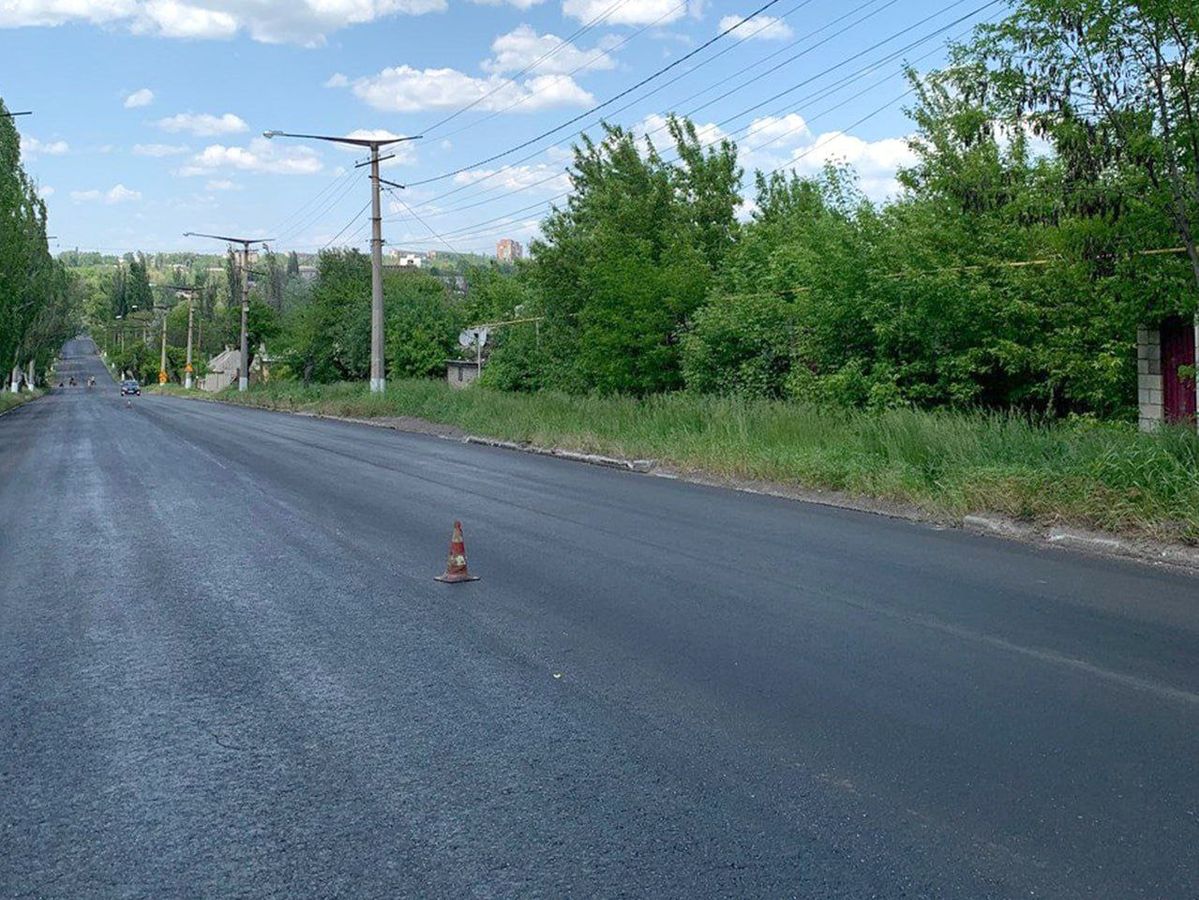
left=1161, top=316, right=1196, bottom=424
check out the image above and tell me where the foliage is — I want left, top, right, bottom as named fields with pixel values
left=0, top=96, right=79, bottom=381
left=517, top=117, right=741, bottom=395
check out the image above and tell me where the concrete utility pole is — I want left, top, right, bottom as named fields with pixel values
left=183, top=232, right=271, bottom=391
left=166, top=285, right=200, bottom=389
left=263, top=129, right=421, bottom=393
left=159, top=312, right=168, bottom=385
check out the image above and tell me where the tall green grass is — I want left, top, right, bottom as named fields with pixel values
left=213, top=380, right=1199, bottom=543
left=0, top=389, right=40, bottom=415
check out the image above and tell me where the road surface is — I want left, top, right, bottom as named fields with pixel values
left=1, top=339, right=1196, bottom=898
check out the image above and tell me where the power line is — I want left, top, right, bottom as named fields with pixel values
left=277, top=171, right=366, bottom=244
left=384, top=186, right=464, bottom=256
left=396, top=4, right=989, bottom=230
left=420, top=0, right=634, bottom=137
left=402, top=0, right=974, bottom=218
left=406, top=0, right=787, bottom=188
left=322, top=199, right=372, bottom=249
left=404, top=0, right=839, bottom=216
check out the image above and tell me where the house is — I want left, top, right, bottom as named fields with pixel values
left=446, top=359, right=481, bottom=389
left=198, top=344, right=276, bottom=392
left=1137, top=315, right=1198, bottom=430
left=199, top=347, right=241, bottom=392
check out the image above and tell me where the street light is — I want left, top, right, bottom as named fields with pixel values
left=1, top=111, right=31, bottom=118
left=183, top=231, right=272, bottom=391
left=263, top=129, right=422, bottom=393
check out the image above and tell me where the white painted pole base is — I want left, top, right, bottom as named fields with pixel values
left=185, top=374, right=193, bottom=390
left=370, top=377, right=385, bottom=393
left=239, top=376, right=248, bottom=392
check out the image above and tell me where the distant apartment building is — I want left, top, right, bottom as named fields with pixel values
left=389, top=249, right=425, bottom=269
left=496, top=238, right=523, bottom=262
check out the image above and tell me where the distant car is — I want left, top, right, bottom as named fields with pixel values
left=120, top=379, right=140, bottom=396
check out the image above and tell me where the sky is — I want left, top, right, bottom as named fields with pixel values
left=1, top=0, right=1002, bottom=257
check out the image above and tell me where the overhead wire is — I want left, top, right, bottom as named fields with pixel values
left=419, top=0, right=635, bottom=136
left=396, top=0, right=974, bottom=219
left=390, top=1, right=993, bottom=234
left=405, top=0, right=788, bottom=187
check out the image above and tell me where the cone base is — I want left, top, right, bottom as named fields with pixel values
left=435, top=572, right=480, bottom=583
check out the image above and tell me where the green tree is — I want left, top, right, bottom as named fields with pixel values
left=527, top=117, right=741, bottom=394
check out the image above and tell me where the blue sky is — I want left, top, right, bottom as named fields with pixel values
left=1, top=0, right=1000, bottom=257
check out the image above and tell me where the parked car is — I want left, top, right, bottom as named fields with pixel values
left=120, top=379, right=140, bottom=396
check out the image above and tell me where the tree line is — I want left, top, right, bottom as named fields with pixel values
left=85, top=1, right=1199, bottom=422
left=0, top=99, right=79, bottom=387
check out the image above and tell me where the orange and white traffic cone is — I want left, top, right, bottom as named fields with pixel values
left=435, top=520, right=480, bottom=583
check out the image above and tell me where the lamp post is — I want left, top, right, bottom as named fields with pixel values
left=183, top=232, right=271, bottom=391
left=263, top=129, right=421, bottom=393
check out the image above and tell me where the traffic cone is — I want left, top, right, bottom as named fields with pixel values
left=435, top=520, right=479, bottom=583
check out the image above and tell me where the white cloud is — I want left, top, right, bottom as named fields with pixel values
left=133, top=142, right=189, bottom=156
left=131, top=0, right=237, bottom=38
left=561, top=0, right=692, bottom=26
left=157, top=112, right=248, bottom=136
left=471, top=0, right=546, bottom=8
left=37, top=185, right=55, bottom=198
left=205, top=178, right=238, bottom=190
left=70, top=184, right=142, bottom=204
left=348, top=66, right=593, bottom=113
left=0, top=0, right=447, bottom=45
left=775, top=132, right=917, bottom=200
left=451, top=163, right=570, bottom=193
left=719, top=13, right=792, bottom=40
left=483, top=24, right=616, bottom=75
left=324, top=72, right=350, bottom=88
left=19, top=135, right=69, bottom=157
left=636, top=111, right=912, bottom=201
left=123, top=87, right=155, bottom=108
left=177, top=137, right=323, bottom=176
left=333, top=129, right=419, bottom=167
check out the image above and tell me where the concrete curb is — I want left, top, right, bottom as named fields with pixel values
left=463, top=435, right=655, bottom=472
left=958, top=515, right=1199, bottom=572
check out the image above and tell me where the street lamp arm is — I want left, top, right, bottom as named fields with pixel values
left=184, top=231, right=273, bottom=246
left=263, top=130, right=422, bottom=148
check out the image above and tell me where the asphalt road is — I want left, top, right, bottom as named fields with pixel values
left=1, top=339, right=1197, bottom=899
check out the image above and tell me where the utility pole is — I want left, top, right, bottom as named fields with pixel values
left=165, top=285, right=200, bottom=389
left=263, top=129, right=421, bottom=393
left=183, top=232, right=271, bottom=391
left=159, top=311, right=168, bottom=385
left=186, top=297, right=195, bottom=388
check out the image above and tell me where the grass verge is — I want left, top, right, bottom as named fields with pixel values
left=0, top=389, right=42, bottom=416
left=176, top=379, right=1199, bottom=544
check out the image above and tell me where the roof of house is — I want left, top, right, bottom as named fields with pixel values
left=207, top=348, right=240, bottom=372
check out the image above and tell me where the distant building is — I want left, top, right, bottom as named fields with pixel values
left=297, top=265, right=318, bottom=282
left=390, top=250, right=425, bottom=269
left=496, top=238, right=523, bottom=262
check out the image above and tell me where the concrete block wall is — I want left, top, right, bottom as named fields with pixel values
left=1137, top=325, right=1163, bottom=432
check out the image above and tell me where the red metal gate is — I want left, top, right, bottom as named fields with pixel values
left=1161, top=316, right=1196, bottom=424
